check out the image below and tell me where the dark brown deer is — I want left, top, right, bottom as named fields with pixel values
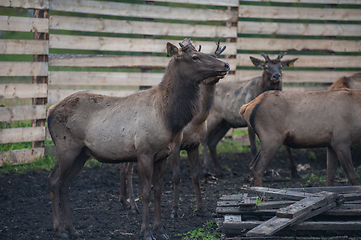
left=240, top=89, right=359, bottom=187
left=329, top=73, right=361, bottom=90
left=202, top=53, right=298, bottom=177
left=119, top=39, right=227, bottom=218
left=47, top=39, right=229, bottom=240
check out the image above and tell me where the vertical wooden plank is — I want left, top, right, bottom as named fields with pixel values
left=32, top=9, right=49, bottom=148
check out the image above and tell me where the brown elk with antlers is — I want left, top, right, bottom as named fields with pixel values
left=119, top=39, right=227, bottom=218
left=47, top=39, right=229, bottom=240
left=202, top=53, right=298, bottom=177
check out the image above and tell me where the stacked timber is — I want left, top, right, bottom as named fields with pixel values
left=216, top=186, right=361, bottom=238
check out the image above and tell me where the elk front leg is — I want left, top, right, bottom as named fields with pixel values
left=153, top=158, right=169, bottom=240
left=137, top=155, right=154, bottom=240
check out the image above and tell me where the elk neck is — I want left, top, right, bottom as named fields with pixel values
left=157, top=59, right=201, bottom=135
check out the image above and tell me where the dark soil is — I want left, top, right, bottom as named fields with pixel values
left=1, top=144, right=361, bottom=240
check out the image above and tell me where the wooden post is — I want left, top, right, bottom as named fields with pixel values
left=32, top=9, right=49, bottom=148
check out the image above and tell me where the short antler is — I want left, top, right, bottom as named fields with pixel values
left=277, top=52, right=287, bottom=61
left=179, top=42, right=189, bottom=51
left=260, top=53, right=271, bottom=61
left=179, top=38, right=197, bottom=51
left=214, top=38, right=226, bottom=57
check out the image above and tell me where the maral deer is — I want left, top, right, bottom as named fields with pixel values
left=119, top=39, right=227, bottom=218
left=240, top=89, right=358, bottom=187
left=47, top=39, right=229, bottom=240
left=202, top=53, right=298, bottom=177
left=329, top=73, right=361, bottom=90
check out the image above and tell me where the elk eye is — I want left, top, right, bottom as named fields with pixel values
left=264, top=65, right=269, bottom=70
left=192, top=55, right=200, bottom=61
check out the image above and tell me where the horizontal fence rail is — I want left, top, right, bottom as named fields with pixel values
left=0, top=0, right=360, bottom=165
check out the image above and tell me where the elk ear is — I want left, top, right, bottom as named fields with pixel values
left=281, top=58, right=298, bottom=68
left=250, top=56, right=264, bottom=68
left=167, top=42, right=179, bottom=57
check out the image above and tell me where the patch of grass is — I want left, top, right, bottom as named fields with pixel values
left=175, top=220, right=220, bottom=240
left=0, top=154, right=56, bottom=174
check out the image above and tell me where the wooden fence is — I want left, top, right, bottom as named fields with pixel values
left=0, top=0, right=360, bottom=166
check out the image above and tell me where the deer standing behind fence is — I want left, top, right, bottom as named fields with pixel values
left=47, top=39, right=229, bottom=240
left=119, top=39, right=227, bottom=218
left=202, top=53, right=298, bottom=178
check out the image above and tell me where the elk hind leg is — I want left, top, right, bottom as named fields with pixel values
left=119, top=162, right=139, bottom=213
left=48, top=148, right=87, bottom=237
left=187, top=146, right=209, bottom=216
left=250, top=140, right=283, bottom=186
left=170, top=146, right=181, bottom=218
left=285, top=146, right=300, bottom=178
left=206, top=122, right=231, bottom=176
left=60, top=150, right=89, bottom=236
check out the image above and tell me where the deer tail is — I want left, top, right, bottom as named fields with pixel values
left=239, top=102, right=252, bottom=116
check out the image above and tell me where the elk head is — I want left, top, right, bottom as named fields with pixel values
left=166, top=38, right=230, bottom=85
left=250, top=52, right=298, bottom=83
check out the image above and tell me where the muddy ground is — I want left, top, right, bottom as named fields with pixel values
left=1, top=143, right=361, bottom=240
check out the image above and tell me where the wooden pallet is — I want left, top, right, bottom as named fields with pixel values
left=217, top=186, right=361, bottom=238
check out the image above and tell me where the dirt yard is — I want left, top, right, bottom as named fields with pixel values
left=1, top=144, right=361, bottom=240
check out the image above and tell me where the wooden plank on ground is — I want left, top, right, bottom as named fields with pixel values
left=0, top=84, right=47, bottom=99
left=283, top=186, right=361, bottom=194
left=0, top=127, right=45, bottom=144
left=152, top=0, right=239, bottom=7
left=48, top=71, right=164, bottom=86
left=324, top=203, right=361, bottom=216
left=237, top=37, right=361, bottom=52
left=0, top=62, right=48, bottom=76
left=0, top=105, right=46, bottom=122
left=238, top=21, right=361, bottom=37
left=0, top=148, right=45, bottom=166
left=49, top=0, right=237, bottom=22
left=276, top=191, right=338, bottom=218
left=47, top=89, right=139, bottom=104
left=48, top=55, right=238, bottom=71
left=240, top=0, right=361, bottom=4
left=237, top=54, right=361, bottom=69
left=239, top=5, right=361, bottom=21
left=240, top=187, right=313, bottom=201
left=0, top=16, right=48, bottom=32
left=236, top=70, right=358, bottom=84
left=0, top=0, right=49, bottom=9
left=0, top=39, right=48, bottom=54
left=246, top=201, right=337, bottom=237
left=49, top=16, right=237, bottom=38
left=49, top=35, right=238, bottom=55
left=223, top=219, right=361, bottom=233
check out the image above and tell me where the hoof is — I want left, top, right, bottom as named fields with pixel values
left=157, top=233, right=170, bottom=240
left=197, top=211, right=212, bottom=217
left=291, top=172, right=301, bottom=179
left=59, top=233, right=68, bottom=239
left=70, top=231, right=80, bottom=237
left=171, top=211, right=178, bottom=219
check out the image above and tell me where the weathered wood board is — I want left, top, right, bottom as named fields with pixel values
left=0, top=105, right=46, bottom=122
left=0, top=148, right=45, bottom=166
